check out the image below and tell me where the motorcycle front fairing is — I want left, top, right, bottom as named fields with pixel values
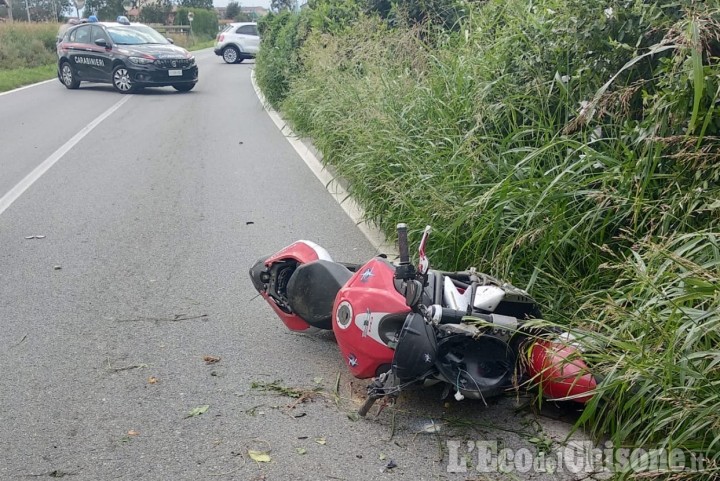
left=527, top=339, right=597, bottom=403
left=332, top=257, right=411, bottom=379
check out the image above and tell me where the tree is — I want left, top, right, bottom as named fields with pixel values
left=139, top=0, right=172, bottom=23
left=179, top=0, right=212, bottom=9
left=83, top=0, right=124, bottom=21
left=271, top=0, right=294, bottom=13
left=8, top=0, right=72, bottom=21
left=224, top=0, right=239, bottom=19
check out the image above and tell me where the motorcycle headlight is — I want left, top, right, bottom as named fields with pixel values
left=129, top=56, right=154, bottom=65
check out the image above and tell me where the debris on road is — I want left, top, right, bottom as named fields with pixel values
left=248, top=450, right=271, bottom=463
left=117, top=314, right=209, bottom=323
left=382, top=459, right=397, bottom=472
left=203, top=355, right=221, bottom=364
left=106, top=360, right=147, bottom=372
left=24, top=235, right=46, bottom=239
left=185, top=405, right=210, bottom=418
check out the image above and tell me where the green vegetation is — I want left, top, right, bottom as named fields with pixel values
left=0, top=22, right=58, bottom=69
left=255, top=0, right=720, bottom=478
left=0, top=64, right=56, bottom=92
left=175, top=7, right=218, bottom=39
left=0, top=22, right=212, bottom=93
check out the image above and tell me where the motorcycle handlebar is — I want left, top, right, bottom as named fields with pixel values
left=427, top=305, right=519, bottom=329
left=397, top=223, right=410, bottom=265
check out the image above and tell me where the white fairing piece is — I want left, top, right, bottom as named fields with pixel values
left=354, top=310, right=393, bottom=346
left=468, top=285, right=505, bottom=312
left=443, top=277, right=469, bottom=311
left=298, top=240, right=333, bottom=262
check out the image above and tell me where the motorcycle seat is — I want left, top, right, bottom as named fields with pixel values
left=286, top=260, right=353, bottom=330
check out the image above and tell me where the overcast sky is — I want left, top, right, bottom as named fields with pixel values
left=213, top=0, right=272, bottom=8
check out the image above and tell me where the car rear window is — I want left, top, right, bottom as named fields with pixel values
left=236, top=25, right=258, bottom=36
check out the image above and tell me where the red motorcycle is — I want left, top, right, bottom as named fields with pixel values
left=250, top=224, right=596, bottom=416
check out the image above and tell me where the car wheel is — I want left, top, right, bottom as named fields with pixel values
left=222, top=46, right=239, bottom=64
left=112, top=65, right=137, bottom=93
left=60, top=61, right=80, bottom=89
left=172, top=83, right=195, bottom=92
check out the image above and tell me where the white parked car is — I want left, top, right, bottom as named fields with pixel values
left=214, top=22, right=260, bottom=64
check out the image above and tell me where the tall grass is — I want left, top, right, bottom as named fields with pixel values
left=0, top=22, right=59, bottom=70
left=575, top=232, right=720, bottom=479
left=257, top=0, right=720, bottom=476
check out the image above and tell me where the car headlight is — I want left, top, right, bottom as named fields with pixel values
left=129, top=56, right=154, bottom=65
left=188, top=56, right=195, bottom=66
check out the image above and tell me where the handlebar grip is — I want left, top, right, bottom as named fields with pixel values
left=397, top=223, right=410, bottom=265
left=429, top=305, right=494, bottom=324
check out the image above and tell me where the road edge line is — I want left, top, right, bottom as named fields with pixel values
left=0, top=79, right=55, bottom=98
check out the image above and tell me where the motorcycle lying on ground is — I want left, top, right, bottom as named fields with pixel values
left=250, top=224, right=597, bottom=416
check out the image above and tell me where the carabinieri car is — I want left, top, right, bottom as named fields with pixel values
left=57, top=18, right=198, bottom=93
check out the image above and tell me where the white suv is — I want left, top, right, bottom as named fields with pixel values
left=214, top=22, right=260, bottom=64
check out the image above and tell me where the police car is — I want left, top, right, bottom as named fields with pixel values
left=56, top=17, right=198, bottom=93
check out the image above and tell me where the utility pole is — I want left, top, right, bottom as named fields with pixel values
left=24, top=0, right=31, bottom=21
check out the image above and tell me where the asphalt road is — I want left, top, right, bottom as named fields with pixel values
left=0, top=51, right=597, bottom=481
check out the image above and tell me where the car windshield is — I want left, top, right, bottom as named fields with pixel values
left=106, top=25, right=169, bottom=45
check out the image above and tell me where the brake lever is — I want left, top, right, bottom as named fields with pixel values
left=417, top=225, right=431, bottom=275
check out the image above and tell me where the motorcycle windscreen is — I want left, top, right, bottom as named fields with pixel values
left=391, top=313, right=438, bottom=381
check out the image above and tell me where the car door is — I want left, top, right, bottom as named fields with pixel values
left=89, top=25, right=113, bottom=81
left=235, top=24, right=259, bottom=54
left=66, top=25, right=93, bottom=80
left=67, top=25, right=109, bottom=81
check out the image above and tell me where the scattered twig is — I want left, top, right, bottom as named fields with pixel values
left=12, top=334, right=27, bottom=348
left=117, top=314, right=208, bottom=323
left=26, top=469, right=78, bottom=477
left=208, top=452, right=246, bottom=477
left=386, top=410, right=396, bottom=441
left=106, top=358, right=148, bottom=372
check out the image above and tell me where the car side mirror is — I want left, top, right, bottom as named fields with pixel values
left=94, top=38, right=108, bottom=48
left=166, top=37, right=174, bottom=44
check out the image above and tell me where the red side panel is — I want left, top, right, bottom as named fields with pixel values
left=260, top=291, right=313, bottom=332
left=263, top=241, right=329, bottom=332
left=265, top=241, right=326, bottom=265
left=528, top=340, right=596, bottom=403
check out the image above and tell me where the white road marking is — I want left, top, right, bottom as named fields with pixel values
left=0, top=96, right=132, bottom=217
left=250, top=70, right=397, bottom=258
left=0, top=79, right=55, bottom=98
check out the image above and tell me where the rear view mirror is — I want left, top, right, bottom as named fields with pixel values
left=403, top=279, right=423, bottom=308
